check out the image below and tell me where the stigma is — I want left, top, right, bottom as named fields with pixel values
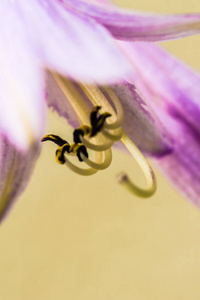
left=41, top=73, right=157, bottom=198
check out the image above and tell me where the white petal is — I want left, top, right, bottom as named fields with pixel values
left=16, top=0, right=132, bottom=83
left=0, top=1, right=46, bottom=150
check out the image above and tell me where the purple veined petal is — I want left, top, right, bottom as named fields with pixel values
left=108, top=82, right=172, bottom=156
left=0, top=135, right=40, bottom=223
left=0, top=1, right=46, bottom=150
left=46, top=72, right=172, bottom=156
left=64, top=0, right=200, bottom=42
left=15, top=0, right=132, bottom=83
left=123, top=42, right=200, bottom=206
left=156, top=117, right=200, bottom=206
left=123, top=43, right=200, bottom=133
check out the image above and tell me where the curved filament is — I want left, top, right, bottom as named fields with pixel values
left=64, top=147, right=103, bottom=176
left=81, top=148, right=112, bottom=170
left=64, top=158, right=98, bottom=176
left=101, top=127, right=123, bottom=141
left=81, top=135, right=114, bottom=151
left=102, top=87, right=124, bottom=130
left=118, top=131, right=157, bottom=197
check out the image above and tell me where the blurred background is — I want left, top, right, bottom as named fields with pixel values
left=1, top=0, right=200, bottom=299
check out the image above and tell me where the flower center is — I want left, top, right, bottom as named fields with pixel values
left=41, top=72, right=157, bottom=198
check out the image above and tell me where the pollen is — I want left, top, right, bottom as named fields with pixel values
left=41, top=73, right=157, bottom=198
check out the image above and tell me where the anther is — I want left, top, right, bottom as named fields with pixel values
left=56, top=143, right=70, bottom=164
left=41, top=134, right=88, bottom=163
left=73, top=125, right=91, bottom=144
left=73, top=106, right=111, bottom=144
left=41, top=134, right=68, bottom=147
left=90, top=106, right=111, bottom=137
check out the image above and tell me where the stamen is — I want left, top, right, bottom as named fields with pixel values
left=79, top=84, right=124, bottom=129
left=64, top=158, right=98, bottom=176
left=43, top=72, right=157, bottom=199
left=81, top=148, right=112, bottom=170
left=56, top=143, right=71, bottom=164
left=73, top=106, right=115, bottom=151
left=117, top=131, right=157, bottom=198
left=80, top=134, right=114, bottom=151
left=41, top=134, right=68, bottom=147
left=64, top=146, right=104, bottom=176
left=90, top=106, right=111, bottom=137
left=73, top=125, right=91, bottom=144
left=101, top=127, right=123, bottom=141
left=102, top=87, right=124, bottom=130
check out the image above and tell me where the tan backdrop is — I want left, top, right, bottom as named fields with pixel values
left=1, top=1, right=200, bottom=299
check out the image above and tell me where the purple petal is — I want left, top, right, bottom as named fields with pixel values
left=65, top=0, right=200, bottom=42
left=15, top=0, right=132, bottom=83
left=0, top=135, right=40, bottom=223
left=109, top=82, right=172, bottom=156
left=46, top=73, right=172, bottom=156
left=125, top=42, right=200, bottom=206
left=0, top=1, right=46, bottom=150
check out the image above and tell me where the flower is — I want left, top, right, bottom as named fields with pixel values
left=1, top=0, right=200, bottom=222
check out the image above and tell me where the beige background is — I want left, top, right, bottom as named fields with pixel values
left=1, top=1, right=200, bottom=299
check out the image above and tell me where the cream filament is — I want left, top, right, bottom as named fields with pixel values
left=81, top=148, right=112, bottom=170
left=118, top=131, right=157, bottom=197
left=80, top=134, right=114, bottom=151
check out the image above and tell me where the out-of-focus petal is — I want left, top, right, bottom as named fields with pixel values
left=0, top=1, right=46, bottom=150
left=0, top=135, right=40, bottom=223
left=125, top=42, right=200, bottom=205
left=64, top=0, right=200, bottom=42
left=46, top=73, right=172, bottom=156
left=15, top=0, right=132, bottom=83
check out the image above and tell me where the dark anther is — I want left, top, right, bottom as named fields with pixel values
left=76, top=145, right=88, bottom=162
left=73, top=126, right=91, bottom=144
left=56, top=143, right=71, bottom=164
left=90, top=106, right=102, bottom=126
left=41, top=134, right=69, bottom=147
left=73, top=106, right=112, bottom=143
left=73, top=128, right=85, bottom=144
left=90, top=106, right=111, bottom=137
left=56, top=143, right=88, bottom=163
